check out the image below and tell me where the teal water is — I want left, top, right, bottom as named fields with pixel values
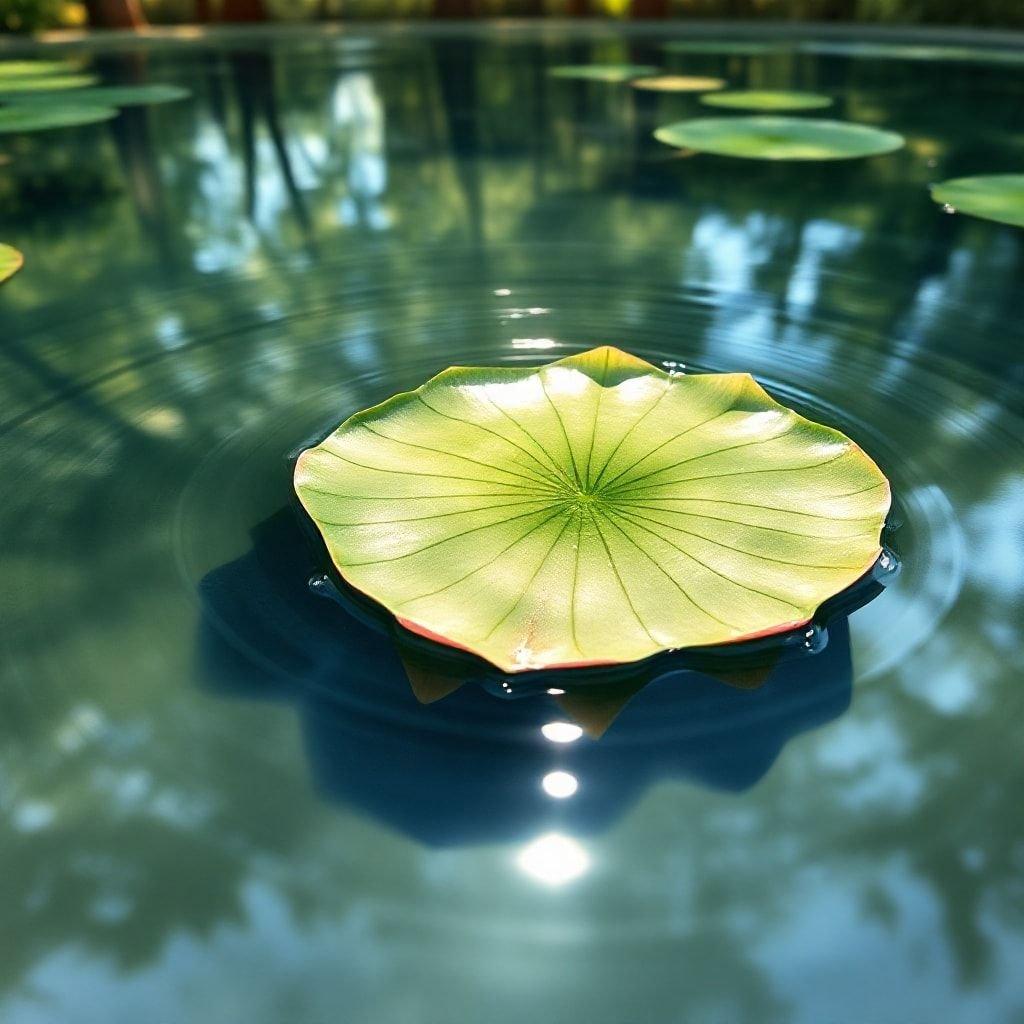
left=1, top=25, right=1023, bottom=1024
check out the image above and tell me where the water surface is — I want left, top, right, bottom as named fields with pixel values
left=1, top=24, right=1023, bottom=1024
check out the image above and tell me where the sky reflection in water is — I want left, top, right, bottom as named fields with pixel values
left=0, top=24, right=1023, bottom=1024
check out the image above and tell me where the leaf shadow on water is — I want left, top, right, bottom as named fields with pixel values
left=196, top=508, right=887, bottom=847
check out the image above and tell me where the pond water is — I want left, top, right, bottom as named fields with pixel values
left=1, top=24, right=1023, bottom=1024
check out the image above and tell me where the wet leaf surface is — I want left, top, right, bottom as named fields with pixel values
left=295, top=347, right=890, bottom=672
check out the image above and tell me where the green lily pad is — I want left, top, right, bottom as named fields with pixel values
left=0, top=105, right=118, bottom=135
left=663, top=40, right=791, bottom=56
left=930, top=174, right=1024, bottom=228
left=701, top=90, right=833, bottom=112
left=0, top=74, right=98, bottom=94
left=631, top=75, right=726, bottom=93
left=549, top=64, right=660, bottom=83
left=654, top=116, right=904, bottom=161
left=5, top=84, right=191, bottom=108
left=0, top=243, right=23, bottom=285
left=0, top=60, right=84, bottom=78
left=295, top=347, right=890, bottom=673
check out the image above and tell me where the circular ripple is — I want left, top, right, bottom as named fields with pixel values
left=1, top=243, right=1017, bottom=742
left=125, top=243, right=1002, bottom=695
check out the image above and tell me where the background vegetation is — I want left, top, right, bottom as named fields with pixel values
left=3, top=0, right=1024, bottom=35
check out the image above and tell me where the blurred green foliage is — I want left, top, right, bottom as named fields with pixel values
left=2, top=0, right=1024, bottom=31
left=0, top=0, right=83, bottom=33
left=671, top=0, right=1024, bottom=26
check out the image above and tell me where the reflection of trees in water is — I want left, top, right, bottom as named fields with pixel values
left=0, top=31, right=1022, bottom=1018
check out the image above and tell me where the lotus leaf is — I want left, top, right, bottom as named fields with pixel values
left=5, top=84, right=191, bottom=108
left=701, top=90, right=833, bottom=112
left=0, top=61, right=83, bottom=78
left=0, top=74, right=97, bottom=94
left=0, top=105, right=118, bottom=134
left=295, top=347, right=890, bottom=673
left=654, top=116, right=905, bottom=161
left=631, top=76, right=726, bottom=93
left=0, top=243, right=22, bottom=285
left=930, top=174, right=1024, bottom=228
left=549, top=65, right=660, bottom=83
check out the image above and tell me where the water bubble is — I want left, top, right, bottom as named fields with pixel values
left=308, top=574, right=333, bottom=599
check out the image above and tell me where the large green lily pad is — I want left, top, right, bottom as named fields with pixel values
left=0, top=74, right=97, bottom=94
left=5, top=84, right=191, bottom=108
left=701, top=90, right=833, bottom=112
left=549, top=64, right=660, bottom=83
left=295, top=347, right=890, bottom=673
left=654, top=116, right=904, bottom=161
left=0, top=105, right=118, bottom=134
left=930, top=174, right=1024, bottom=228
left=0, top=243, right=23, bottom=285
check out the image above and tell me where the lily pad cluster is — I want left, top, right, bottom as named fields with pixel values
left=295, top=347, right=890, bottom=674
left=646, top=38, right=1024, bottom=224
left=0, top=59, right=189, bottom=134
left=550, top=64, right=731, bottom=99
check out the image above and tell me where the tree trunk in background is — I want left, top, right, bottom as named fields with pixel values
left=84, top=0, right=146, bottom=28
left=195, top=0, right=213, bottom=22
left=221, top=0, right=268, bottom=21
left=433, top=0, right=477, bottom=15
left=566, top=0, right=589, bottom=14
left=632, top=0, right=669, bottom=15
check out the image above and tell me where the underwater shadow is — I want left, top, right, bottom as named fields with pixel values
left=197, top=509, right=873, bottom=847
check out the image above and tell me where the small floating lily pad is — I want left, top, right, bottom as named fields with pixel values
left=0, top=60, right=83, bottom=78
left=0, top=74, right=97, bottom=94
left=701, top=90, right=833, bottom=112
left=295, top=346, right=890, bottom=673
left=654, top=116, right=904, bottom=161
left=549, top=64, right=660, bottom=83
left=0, top=105, right=118, bottom=134
left=6, top=84, right=191, bottom=108
left=663, top=40, right=791, bottom=56
left=930, top=174, right=1024, bottom=227
left=631, top=75, right=726, bottom=93
left=0, top=243, right=23, bottom=285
